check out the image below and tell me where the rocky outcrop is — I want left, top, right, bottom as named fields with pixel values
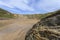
left=25, top=10, right=60, bottom=40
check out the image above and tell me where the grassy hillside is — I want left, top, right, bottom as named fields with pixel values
left=0, top=8, right=15, bottom=19
left=26, top=10, right=59, bottom=19
left=0, top=8, right=59, bottom=20
left=25, top=13, right=52, bottom=19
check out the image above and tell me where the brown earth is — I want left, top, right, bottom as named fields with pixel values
left=0, top=19, right=39, bottom=40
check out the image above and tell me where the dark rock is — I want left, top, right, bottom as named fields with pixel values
left=25, top=10, right=60, bottom=40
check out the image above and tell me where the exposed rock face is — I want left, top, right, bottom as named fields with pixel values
left=25, top=11, right=60, bottom=40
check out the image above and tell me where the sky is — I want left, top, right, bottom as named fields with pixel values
left=0, top=0, right=60, bottom=14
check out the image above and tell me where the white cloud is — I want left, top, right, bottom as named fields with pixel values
left=23, top=0, right=29, bottom=4
left=0, top=0, right=60, bottom=13
left=36, top=0, right=60, bottom=12
left=0, top=1, right=14, bottom=8
left=0, top=0, right=35, bottom=11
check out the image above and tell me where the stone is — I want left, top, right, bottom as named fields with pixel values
left=25, top=10, right=60, bottom=40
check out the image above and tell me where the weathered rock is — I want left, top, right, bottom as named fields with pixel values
left=25, top=10, right=60, bottom=40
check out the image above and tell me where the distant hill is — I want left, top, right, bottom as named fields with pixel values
left=0, top=8, right=15, bottom=19
left=26, top=10, right=59, bottom=19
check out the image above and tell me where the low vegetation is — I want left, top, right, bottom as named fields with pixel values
left=25, top=10, right=59, bottom=20
left=0, top=8, right=15, bottom=19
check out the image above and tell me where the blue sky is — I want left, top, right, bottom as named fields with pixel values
left=0, top=0, right=60, bottom=14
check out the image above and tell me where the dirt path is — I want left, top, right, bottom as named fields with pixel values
left=0, top=19, right=38, bottom=40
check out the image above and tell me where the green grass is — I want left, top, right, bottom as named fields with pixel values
left=25, top=10, right=60, bottom=19
left=0, top=8, right=14, bottom=18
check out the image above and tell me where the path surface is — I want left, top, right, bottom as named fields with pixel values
left=0, top=19, right=38, bottom=40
